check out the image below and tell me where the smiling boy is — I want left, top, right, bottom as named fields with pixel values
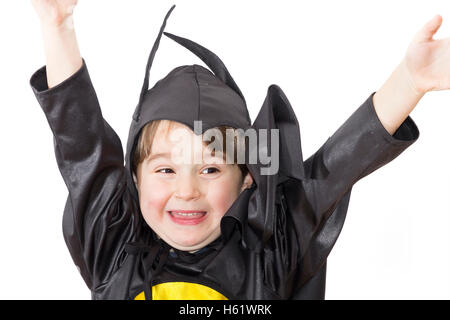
left=30, top=1, right=450, bottom=300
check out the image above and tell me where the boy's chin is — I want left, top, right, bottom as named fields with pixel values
left=164, top=232, right=220, bottom=252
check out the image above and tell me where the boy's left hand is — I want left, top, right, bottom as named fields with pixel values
left=405, top=15, right=450, bottom=94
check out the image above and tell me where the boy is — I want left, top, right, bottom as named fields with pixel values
left=30, top=1, right=450, bottom=299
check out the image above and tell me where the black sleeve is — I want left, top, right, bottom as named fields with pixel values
left=287, top=92, right=419, bottom=288
left=30, top=59, right=139, bottom=290
left=304, top=92, right=418, bottom=212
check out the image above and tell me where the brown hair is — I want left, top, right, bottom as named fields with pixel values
left=132, top=120, right=249, bottom=178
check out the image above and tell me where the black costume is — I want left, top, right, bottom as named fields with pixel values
left=30, top=5, right=419, bottom=299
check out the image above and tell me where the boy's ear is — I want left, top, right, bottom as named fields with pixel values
left=241, top=172, right=254, bottom=191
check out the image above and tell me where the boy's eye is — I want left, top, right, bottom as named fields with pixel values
left=201, top=167, right=219, bottom=174
left=156, top=168, right=174, bottom=174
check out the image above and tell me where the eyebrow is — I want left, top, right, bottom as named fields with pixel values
left=146, top=152, right=172, bottom=162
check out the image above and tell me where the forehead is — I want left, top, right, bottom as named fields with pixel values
left=149, top=121, right=224, bottom=162
left=151, top=121, right=196, bottom=148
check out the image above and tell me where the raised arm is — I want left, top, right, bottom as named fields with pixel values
left=32, top=0, right=82, bottom=87
left=30, top=1, right=138, bottom=292
left=293, top=15, right=450, bottom=292
left=289, top=17, right=449, bottom=290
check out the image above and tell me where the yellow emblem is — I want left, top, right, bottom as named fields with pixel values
left=134, top=282, right=228, bottom=300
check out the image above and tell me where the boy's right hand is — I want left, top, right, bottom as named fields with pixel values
left=31, top=0, right=78, bottom=27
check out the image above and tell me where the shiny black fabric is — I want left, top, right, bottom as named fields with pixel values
left=30, top=6, right=419, bottom=300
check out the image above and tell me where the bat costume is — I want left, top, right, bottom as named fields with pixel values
left=30, top=5, right=419, bottom=300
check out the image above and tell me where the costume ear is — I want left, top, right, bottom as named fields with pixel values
left=134, top=5, right=176, bottom=121
left=244, top=84, right=305, bottom=248
left=163, top=31, right=249, bottom=120
left=248, top=84, right=305, bottom=185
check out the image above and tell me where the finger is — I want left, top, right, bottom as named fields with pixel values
left=413, top=14, right=443, bottom=43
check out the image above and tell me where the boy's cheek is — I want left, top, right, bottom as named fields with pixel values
left=139, top=182, right=172, bottom=214
left=207, top=185, right=239, bottom=215
left=142, top=194, right=168, bottom=213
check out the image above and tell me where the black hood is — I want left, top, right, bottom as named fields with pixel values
left=124, top=5, right=305, bottom=251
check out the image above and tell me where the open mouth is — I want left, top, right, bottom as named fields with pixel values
left=168, top=210, right=208, bottom=225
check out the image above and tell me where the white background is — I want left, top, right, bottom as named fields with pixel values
left=1, top=0, right=450, bottom=299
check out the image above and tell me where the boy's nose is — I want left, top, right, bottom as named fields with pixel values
left=174, top=177, right=201, bottom=201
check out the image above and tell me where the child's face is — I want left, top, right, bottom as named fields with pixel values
left=135, top=121, right=252, bottom=252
